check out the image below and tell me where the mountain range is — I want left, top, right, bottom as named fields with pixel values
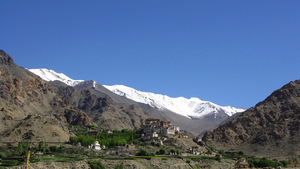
left=29, top=68, right=245, bottom=136
left=29, top=68, right=245, bottom=119
left=2, top=50, right=300, bottom=160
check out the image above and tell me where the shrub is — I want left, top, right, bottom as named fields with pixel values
left=49, top=146, right=57, bottom=152
left=0, top=152, right=5, bottom=158
left=210, top=146, right=215, bottom=151
left=156, top=143, right=161, bottom=147
left=38, top=141, right=44, bottom=150
left=158, top=148, right=166, bottom=155
left=114, top=162, right=124, bottom=169
left=170, top=148, right=180, bottom=154
left=186, top=160, right=190, bottom=163
left=89, top=161, right=105, bottom=169
left=238, top=151, right=244, bottom=155
left=136, top=149, right=150, bottom=156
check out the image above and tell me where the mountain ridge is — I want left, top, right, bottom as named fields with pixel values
left=202, top=79, right=300, bottom=160
left=29, top=68, right=245, bottom=119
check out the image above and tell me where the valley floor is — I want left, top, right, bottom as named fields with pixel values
left=3, top=158, right=235, bottom=169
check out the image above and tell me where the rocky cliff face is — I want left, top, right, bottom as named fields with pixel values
left=202, top=80, right=300, bottom=159
left=48, top=82, right=154, bottom=130
left=0, top=50, right=95, bottom=142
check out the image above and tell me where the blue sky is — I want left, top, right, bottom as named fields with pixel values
left=1, top=0, right=299, bottom=109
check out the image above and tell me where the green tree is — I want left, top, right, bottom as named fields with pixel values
left=170, top=148, right=180, bottom=154
left=238, top=151, right=244, bottom=155
left=38, top=141, right=44, bottom=150
left=158, top=148, right=166, bottom=155
left=0, top=152, right=6, bottom=158
left=210, top=146, right=215, bottom=151
left=89, top=161, right=105, bottom=169
left=49, top=146, right=57, bottom=152
left=136, top=149, right=150, bottom=156
left=208, top=148, right=212, bottom=154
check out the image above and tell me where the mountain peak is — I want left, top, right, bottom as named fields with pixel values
left=0, top=50, right=15, bottom=66
left=104, top=84, right=245, bottom=119
left=28, top=68, right=84, bottom=86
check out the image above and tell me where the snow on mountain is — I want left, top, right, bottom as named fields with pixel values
left=103, top=85, right=245, bottom=119
left=28, top=68, right=84, bottom=86
left=29, top=68, right=245, bottom=119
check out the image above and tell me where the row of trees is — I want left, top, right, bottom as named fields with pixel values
left=136, top=148, right=180, bottom=156
left=69, top=129, right=140, bottom=147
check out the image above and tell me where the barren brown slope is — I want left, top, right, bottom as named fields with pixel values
left=202, top=80, right=300, bottom=159
left=48, top=81, right=154, bottom=130
left=74, top=81, right=224, bottom=136
left=0, top=50, right=95, bottom=142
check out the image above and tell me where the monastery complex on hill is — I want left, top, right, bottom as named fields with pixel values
left=141, top=118, right=180, bottom=141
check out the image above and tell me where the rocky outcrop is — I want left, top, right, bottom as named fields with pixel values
left=0, top=50, right=95, bottom=142
left=202, top=80, right=300, bottom=159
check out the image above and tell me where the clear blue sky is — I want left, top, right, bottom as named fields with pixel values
left=1, top=0, right=300, bottom=109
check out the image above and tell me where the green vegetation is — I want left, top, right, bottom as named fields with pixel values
left=136, top=149, right=150, bottom=156
left=89, top=160, right=105, bottom=169
left=247, top=157, right=284, bottom=168
left=0, top=152, right=5, bottom=158
left=207, top=148, right=212, bottom=154
left=114, top=162, right=124, bottom=169
left=156, top=148, right=166, bottom=155
left=170, top=148, right=180, bottom=154
left=69, top=129, right=140, bottom=147
left=238, top=151, right=244, bottom=155
left=17, top=141, right=29, bottom=155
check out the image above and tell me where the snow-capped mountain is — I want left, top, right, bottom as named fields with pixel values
left=103, top=85, right=245, bottom=119
left=29, top=68, right=245, bottom=119
left=28, top=68, right=84, bottom=86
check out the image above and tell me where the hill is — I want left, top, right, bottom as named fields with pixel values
left=0, top=50, right=95, bottom=142
left=202, top=80, right=300, bottom=159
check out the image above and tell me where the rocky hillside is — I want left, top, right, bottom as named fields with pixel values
left=48, top=81, right=154, bottom=130
left=0, top=50, right=95, bottom=142
left=202, top=80, right=300, bottom=159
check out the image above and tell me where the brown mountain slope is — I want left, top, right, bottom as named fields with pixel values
left=73, top=81, right=224, bottom=136
left=202, top=80, right=300, bottom=159
left=48, top=81, right=154, bottom=130
left=0, top=50, right=95, bottom=142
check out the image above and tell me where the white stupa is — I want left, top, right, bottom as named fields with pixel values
left=90, top=141, right=101, bottom=150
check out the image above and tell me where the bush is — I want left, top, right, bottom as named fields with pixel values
left=49, top=146, right=57, bottom=152
left=151, top=142, right=156, bottom=146
left=207, top=149, right=212, bottom=154
left=158, top=148, right=166, bottom=155
left=210, top=146, right=215, bottom=151
left=45, top=148, right=51, bottom=153
left=156, top=143, right=161, bottom=147
left=170, top=148, right=180, bottom=154
left=186, top=160, right=190, bottom=163
left=115, top=162, right=124, bottom=169
left=0, top=152, right=6, bottom=158
left=136, top=149, right=150, bottom=156
left=238, top=151, right=244, bottom=155
left=89, top=161, right=105, bottom=169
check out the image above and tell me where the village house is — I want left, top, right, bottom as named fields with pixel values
left=141, top=118, right=180, bottom=141
left=189, top=146, right=202, bottom=155
left=235, top=157, right=250, bottom=168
